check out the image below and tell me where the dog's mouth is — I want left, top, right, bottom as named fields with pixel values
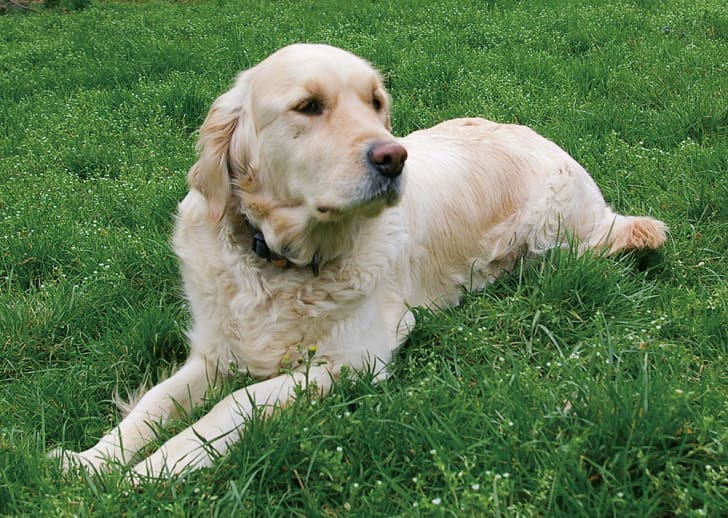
left=357, top=175, right=403, bottom=207
left=315, top=175, right=402, bottom=221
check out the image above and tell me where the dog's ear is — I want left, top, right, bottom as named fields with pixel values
left=188, top=72, right=257, bottom=223
left=379, top=79, right=393, bottom=131
left=383, top=94, right=393, bottom=131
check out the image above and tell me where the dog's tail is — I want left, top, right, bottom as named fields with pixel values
left=587, top=214, right=667, bottom=255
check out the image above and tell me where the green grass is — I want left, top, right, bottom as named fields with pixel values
left=1, top=0, right=726, bottom=515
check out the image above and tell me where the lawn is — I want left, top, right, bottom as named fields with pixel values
left=1, top=0, right=726, bottom=515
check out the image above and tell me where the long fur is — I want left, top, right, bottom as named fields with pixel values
left=49, top=44, right=666, bottom=478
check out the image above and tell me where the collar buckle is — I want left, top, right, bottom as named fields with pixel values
left=247, top=220, right=320, bottom=276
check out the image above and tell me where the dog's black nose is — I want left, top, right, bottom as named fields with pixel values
left=367, top=141, right=407, bottom=178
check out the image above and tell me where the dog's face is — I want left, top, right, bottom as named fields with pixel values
left=188, top=44, right=407, bottom=265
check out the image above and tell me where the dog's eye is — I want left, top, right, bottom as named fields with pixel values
left=296, top=99, right=323, bottom=116
left=372, top=96, right=383, bottom=112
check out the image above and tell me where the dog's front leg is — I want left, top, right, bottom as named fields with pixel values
left=49, top=355, right=216, bottom=474
left=131, top=364, right=335, bottom=479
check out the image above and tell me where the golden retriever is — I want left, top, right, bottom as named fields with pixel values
left=50, top=43, right=666, bottom=478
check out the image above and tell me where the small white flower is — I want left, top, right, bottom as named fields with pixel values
left=471, top=483, right=480, bottom=491
left=431, top=498, right=441, bottom=505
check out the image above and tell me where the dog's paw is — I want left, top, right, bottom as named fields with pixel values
left=47, top=447, right=106, bottom=475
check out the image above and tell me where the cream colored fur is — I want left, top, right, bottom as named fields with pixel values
left=50, top=44, right=666, bottom=478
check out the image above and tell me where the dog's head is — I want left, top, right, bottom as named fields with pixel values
left=188, top=43, right=406, bottom=265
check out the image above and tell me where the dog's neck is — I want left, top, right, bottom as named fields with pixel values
left=242, top=216, right=321, bottom=276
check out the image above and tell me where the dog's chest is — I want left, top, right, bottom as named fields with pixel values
left=186, top=242, right=373, bottom=378
left=210, top=267, right=338, bottom=377
left=174, top=195, right=400, bottom=378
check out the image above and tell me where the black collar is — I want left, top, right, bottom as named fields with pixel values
left=244, top=217, right=320, bottom=276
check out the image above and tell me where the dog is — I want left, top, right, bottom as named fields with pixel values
left=50, top=43, right=666, bottom=478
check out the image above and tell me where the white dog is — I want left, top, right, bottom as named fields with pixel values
left=50, top=43, right=666, bottom=478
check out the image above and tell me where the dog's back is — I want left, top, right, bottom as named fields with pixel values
left=396, top=117, right=666, bottom=307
